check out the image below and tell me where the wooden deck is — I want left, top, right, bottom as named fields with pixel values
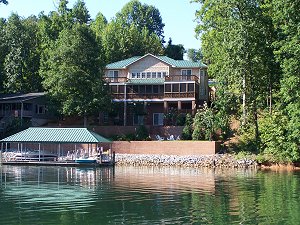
left=2, top=160, right=115, bottom=167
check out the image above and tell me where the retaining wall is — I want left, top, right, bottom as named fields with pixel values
left=112, top=141, right=220, bottom=155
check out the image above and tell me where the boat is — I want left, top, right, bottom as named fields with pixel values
left=15, top=151, right=58, bottom=161
left=75, top=158, right=97, bottom=164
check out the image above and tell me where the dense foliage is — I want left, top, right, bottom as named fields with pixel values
left=0, top=0, right=170, bottom=126
left=194, top=0, right=300, bottom=162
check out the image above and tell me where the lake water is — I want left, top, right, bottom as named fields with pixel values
left=0, top=165, right=299, bottom=225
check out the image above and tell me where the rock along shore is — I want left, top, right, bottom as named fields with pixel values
left=115, top=153, right=257, bottom=168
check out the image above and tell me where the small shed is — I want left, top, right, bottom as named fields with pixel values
left=0, top=127, right=112, bottom=162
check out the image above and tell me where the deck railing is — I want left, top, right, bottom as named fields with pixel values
left=104, top=77, right=128, bottom=83
left=165, top=75, right=198, bottom=82
left=112, top=92, right=196, bottom=99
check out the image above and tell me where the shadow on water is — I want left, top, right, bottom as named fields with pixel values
left=0, top=165, right=300, bottom=225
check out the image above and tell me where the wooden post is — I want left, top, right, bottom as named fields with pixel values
left=0, top=142, right=3, bottom=165
left=164, top=101, right=168, bottom=113
left=38, top=143, right=41, bottom=161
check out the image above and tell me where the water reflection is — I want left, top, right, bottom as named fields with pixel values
left=0, top=165, right=300, bottom=225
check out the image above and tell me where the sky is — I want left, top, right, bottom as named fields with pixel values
left=0, top=0, right=201, bottom=49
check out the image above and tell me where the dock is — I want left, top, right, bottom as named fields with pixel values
left=2, top=160, right=114, bottom=167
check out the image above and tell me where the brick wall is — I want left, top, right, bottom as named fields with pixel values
left=112, top=141, right=220, bottom=155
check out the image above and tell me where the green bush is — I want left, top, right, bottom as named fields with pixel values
left=135, top=125, right=149, bottom=141
left=181, top=113, right=193, bottom=140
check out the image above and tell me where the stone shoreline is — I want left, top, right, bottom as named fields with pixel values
left=115, top=153, right=257, bottom=168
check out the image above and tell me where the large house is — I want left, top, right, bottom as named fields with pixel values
left=103, top=54, right=208, bottom=126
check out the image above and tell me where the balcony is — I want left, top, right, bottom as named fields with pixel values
left=104, top=77, right=128, bottom=83
left=164, top=92, right=196, bottom=98
left=112, top=93, right=164, bottom=100
left=112, top=92, right=196, bottom=100
left=165, top=75, right=198, bottom=82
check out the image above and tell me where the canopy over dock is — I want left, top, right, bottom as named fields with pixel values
left=1, top=127, right=111, bottom=143
left=0, top=127, right=113, bottom=164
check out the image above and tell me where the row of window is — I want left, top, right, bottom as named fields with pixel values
left=0, top=104, right=46, bottom=114
left=110, top=84, right=195, bottom=94
left=131, top=71, right=167, bottom=79
left=108, top=69, right=205, bottom=79
left=133, top=113, right=164, bottom=126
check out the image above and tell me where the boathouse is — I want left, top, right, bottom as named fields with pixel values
left=0, top=127, right=113, bottom=165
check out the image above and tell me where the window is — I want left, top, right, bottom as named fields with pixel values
left=147, top=72, right=151, bottom=78
left=139, top=85, right=146, bottom=94
left=173, top=84, right=179, bottom=92
left=111, top=85, right=118, bottom=93
left=133, top=85, right=139, bottom=93
left=36, top=105, right=46, bottom=114
left=151, top=72, right=156, bottom=78
left=180, top=83, right=186, bottom=92
left=165, top=84, right=171, bottom=92
left=200, top=70, right=205, bottom=77
left=119, top=85, right=125, bottom=93
left=109, top=70, right=119, bottom=81
left=131, top=73, right=136, bottom=78
left=133, top=114, right=144, bottom=125
left=153, top=113, right=164, bottom=126
left=141, top=72, right=146, bottom=78
left=181, top=69, right=192, bottom=76
left=162, top=72, right=167, bottom=77
left=136, top=72, right=141, bottom=78
left=157, top=72, right=162, bottom=78
left=146, top=85, right=152, bottom=93
left=188, top=83, right=194, bottom=92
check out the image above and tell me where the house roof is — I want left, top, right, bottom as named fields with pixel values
left=0, top=92, right=45, bottom=103
left=106, top=54, right=207, bottom=69
left=1, top=127, right=111, bottom=143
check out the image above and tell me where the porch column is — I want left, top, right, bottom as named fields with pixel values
left=123, top=84, right=127, bottom=126
left=177, top=101, right=182, bottom=113
left=0, top=142, right=3, bottom=165
left=164, top=101, right=168, bottom=114
left=192, top=100, right=196, bottom=116
left=38, top=143, right=41, bottom=161
left=20, top=102, right=23, bottom=127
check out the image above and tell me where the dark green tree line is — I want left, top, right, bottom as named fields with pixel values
left=194, top=0, right=299, bottom=162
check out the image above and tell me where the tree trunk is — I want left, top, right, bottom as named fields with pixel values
left=83, top=115, right=87, bottom=128
left=242, top=75, right=246, bottom=125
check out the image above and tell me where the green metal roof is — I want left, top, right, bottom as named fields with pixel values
left=127, top=78, right=165, bottom=84
left=106, top=54, right=207, bottom=69
left=1, top=127, right=111, bottom=143
left=106, top=56, right=140, bottom=69
left=157, top=56, right=207, bottom=68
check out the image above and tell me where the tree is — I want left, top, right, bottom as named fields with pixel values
left=194, top=0, right=279, bottom=147
left=192, top=102, right=216, bottom=141
left=182, top=114, right=193, bottom=140
left=102, top=20, right=163, bottom=63
left=40, top=24, right=110, bottom=127
left=271, top=0, right=300, bottom=161
left=187, top=48, right=203, bottom=62
left=3, top=14, right=42, bottom=93
left=0, top=18, right=8, bottom=93
left=0, top=0, right=8, bottom=4
left=115, top=0, right=165, bottom=42
left=71, top=0, right=90, bottom=24
left=164, top=38, right=185, bottom=60
left=90, top=12, right=107, bottom=39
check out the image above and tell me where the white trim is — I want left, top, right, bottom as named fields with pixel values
left=123, top=53, right=176, bottom=68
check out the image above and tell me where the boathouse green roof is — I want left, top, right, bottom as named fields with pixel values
left=106, top=53, right=207, bottom=69
left=0, top=127, right=111, bottom=143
